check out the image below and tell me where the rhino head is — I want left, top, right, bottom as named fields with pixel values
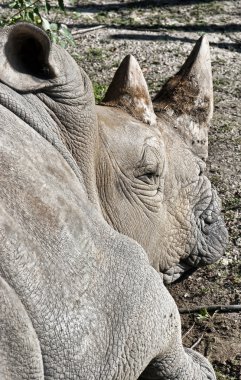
left=96, top=37, right=228, bottom=283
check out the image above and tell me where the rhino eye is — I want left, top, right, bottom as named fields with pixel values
left=135, top=142, right=164, bottom=186
left=138, top=172, right=159, bottom=185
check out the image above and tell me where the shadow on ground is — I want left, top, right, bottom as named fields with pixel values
left=70, top=22, right=241, bottom=34
left=66, top=0, right=224, bottom=13
left=69, top=20, right=241, bottom=53
left=110, top=32, right=241, bottom=53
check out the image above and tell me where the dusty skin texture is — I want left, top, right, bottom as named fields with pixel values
left=0, top=1, right=240, bottom=378
left=57, top=1, right=240, bottom=379
left=0, top=23, right=224, bottom=379
left=39, top=1, right=240, bottom=378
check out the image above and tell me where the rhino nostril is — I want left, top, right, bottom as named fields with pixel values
left=205, top=215, right=213, bottom=224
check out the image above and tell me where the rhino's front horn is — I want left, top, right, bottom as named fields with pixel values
left=153, top=35, right=213, bottom=160
left=102, top=54, right=156, bottom=126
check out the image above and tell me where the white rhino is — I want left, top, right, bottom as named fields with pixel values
left=97, top=36, right=228, bottom=283
left=0, top=23, right=227, bottom=379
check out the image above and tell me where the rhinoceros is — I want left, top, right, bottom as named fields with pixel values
left=0, top=23, right=227, bottom=379
left=97, top=36, right=228, bottom=283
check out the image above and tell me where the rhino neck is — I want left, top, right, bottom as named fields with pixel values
left=0, top=48, right=101, bottom=209
left=34, top=52, right=101, bottom=209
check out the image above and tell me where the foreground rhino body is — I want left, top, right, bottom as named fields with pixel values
left=0, top=23, right=225, bottom=379
left=97, top=38, right=228, bottom=283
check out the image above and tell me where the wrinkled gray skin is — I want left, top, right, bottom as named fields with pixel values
left=97, top=106, right=227, bottom=283
left=0, top=23, right=223, bottom=379
left=97, top=39, right=228, bottom=284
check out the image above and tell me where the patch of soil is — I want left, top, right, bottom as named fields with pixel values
left=170, top=268, right=241, bottom=379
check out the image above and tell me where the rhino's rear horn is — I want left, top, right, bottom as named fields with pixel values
left=0, top=23, right=57, bottom=92
left=153, top=35, right=213, bottom=160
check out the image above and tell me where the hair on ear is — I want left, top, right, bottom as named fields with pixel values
left=5, top=23, right=55, bottom=79
left=0, top=23, right=57, bottom=91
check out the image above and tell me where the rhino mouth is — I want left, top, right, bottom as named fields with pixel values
left=163, top=187, right=228, bottom=284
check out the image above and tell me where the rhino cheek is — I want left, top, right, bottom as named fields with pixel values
left=156, top=196, right=195, bottom=273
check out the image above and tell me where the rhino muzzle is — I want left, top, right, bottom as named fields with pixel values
left=163, top=186, right=228, bottom=284
left=190, top=188, right=228, bottom=266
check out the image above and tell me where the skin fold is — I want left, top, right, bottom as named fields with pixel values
left=0, top=23, right=227, bottom=379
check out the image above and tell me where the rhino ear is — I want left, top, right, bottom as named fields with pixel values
left=153, top=35, right=213, bottom=160
left=102, top=54, right=156, bottom=126
left=0, top=23, right=57, bottom=92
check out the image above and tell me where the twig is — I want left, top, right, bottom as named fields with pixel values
left=73, top=25, right=106, bottom=37
left=191, top=333, right=205, bottom=349
left=182, top=323, right=195, bottom=339
left=9, top=0, right=40, bottom=20
left=179, top=305, right=241, bottom=315
left=230, top=113, right=240, bottom=118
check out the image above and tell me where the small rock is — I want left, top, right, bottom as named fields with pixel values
left=210, top=164, right=219, bottom=173
left=235, top=238, right=241, bottom=247
left=221, top=258, right=230, bottom=266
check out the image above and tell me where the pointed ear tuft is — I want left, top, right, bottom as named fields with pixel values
left=153, top=35, right=213, bottom=159
left=102, top=54, right=156, bottom=126
left=0, top=23, right=57, bottom=92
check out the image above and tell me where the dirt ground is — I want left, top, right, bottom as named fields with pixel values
left=1, top=0, right=240, bottom=378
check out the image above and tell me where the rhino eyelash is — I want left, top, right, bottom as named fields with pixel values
left=138, top=173, right=159, bottom=185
